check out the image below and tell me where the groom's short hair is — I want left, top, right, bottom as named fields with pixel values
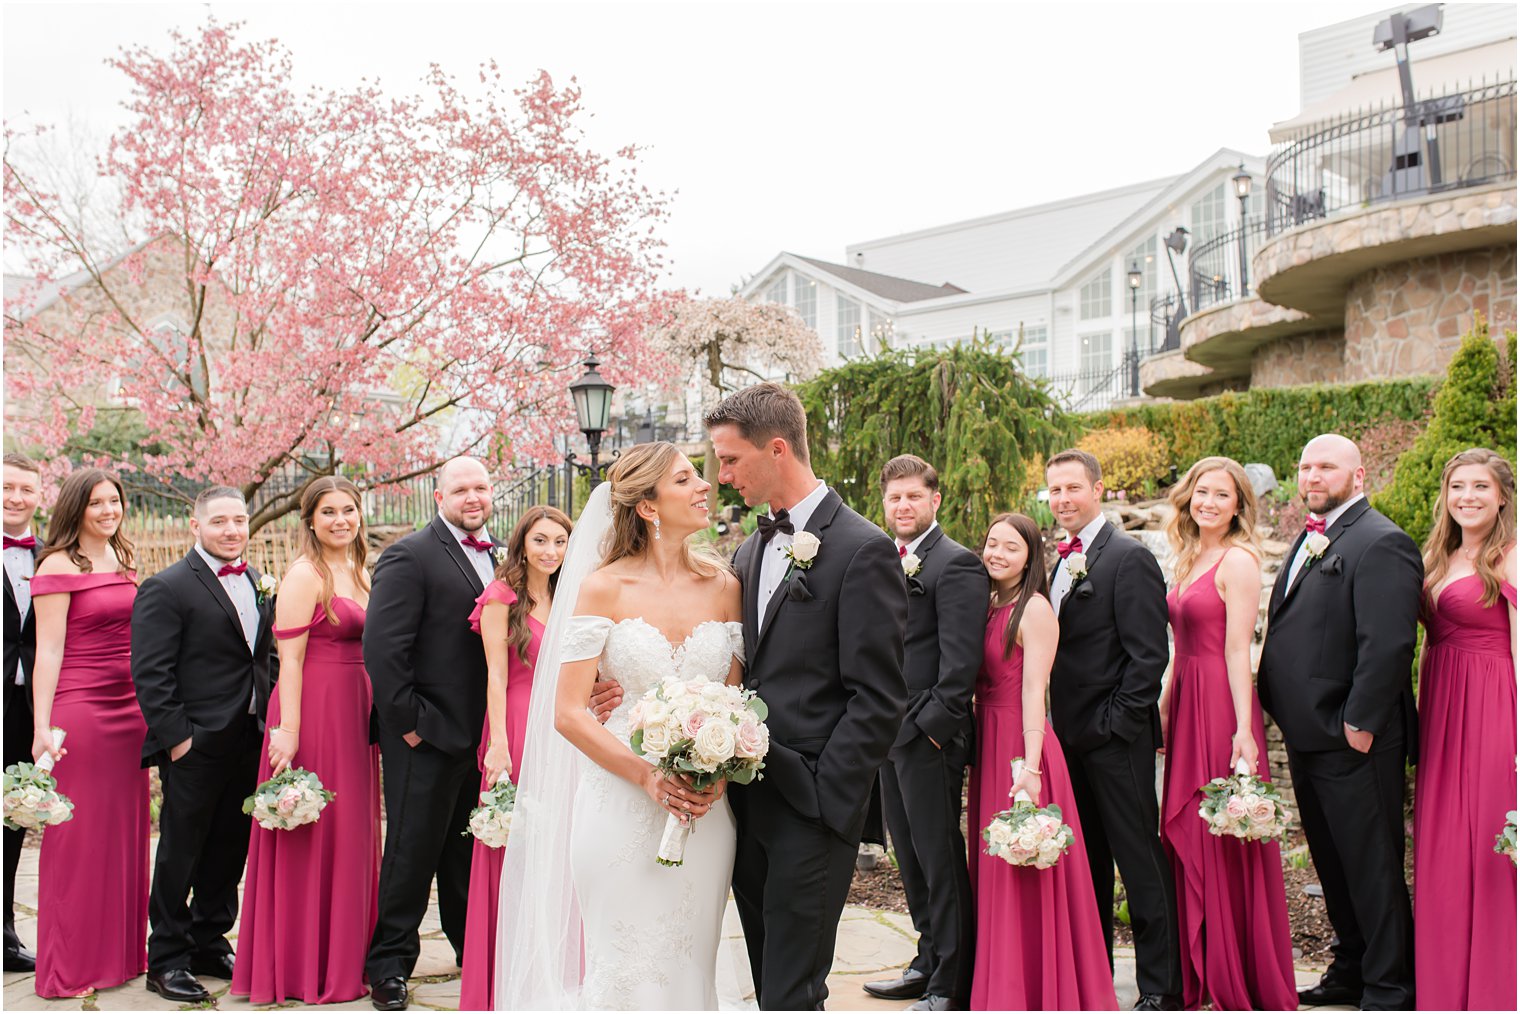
left=704, top=382, right=810, bottom=468
left=1046, top=449, right=1102, bottom=485
left=880, top=454, right=938, bottom=493
left=194, top=485, right=247, bottom=518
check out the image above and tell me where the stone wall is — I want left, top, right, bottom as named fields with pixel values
left=1250, top=329, right=1348, bottom=388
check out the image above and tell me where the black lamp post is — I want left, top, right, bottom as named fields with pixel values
left=1127, top=261, right=1143, bottom=396
left=1232, top=164, right=1253, bottom=298
left=566, top=352, right=616, bottom=487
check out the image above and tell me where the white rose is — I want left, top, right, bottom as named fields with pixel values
left=693, top=721, right=737, bottom=767
left=901, top=552, right=921, bottom=576
left=700, top=681, right=728, bottom=702
left=1015, top=830, right=1039, bottom=852
left=789, top=531, right=821, bottom=563
left=734, top=719, right=768, bottom=760
left=987, top=820, right=1015, bottom=846
left=1305, top=532, right=1330, bottom=557
left=641, top=723, right=673, bottom=758
left=1065, top=552, right=1088, bottom=578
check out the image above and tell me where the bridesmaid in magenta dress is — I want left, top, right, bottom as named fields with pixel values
left=1413, top=448, right=1517, bottom=1011
left=28, top=469, right=148, bottom=998
left=1158, top=457, right=1296, bottom=1010
left=967, top=513, right=1116, bottom=1011
left=231, top=477, right=380, bottom=1004
left=458, top=505, right=571, bottom=1010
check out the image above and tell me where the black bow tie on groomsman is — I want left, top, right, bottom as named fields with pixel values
left=756, top=508, right=794, bottom=546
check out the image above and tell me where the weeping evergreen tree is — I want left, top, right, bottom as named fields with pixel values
left=795, top=335, right=1074, bottom=546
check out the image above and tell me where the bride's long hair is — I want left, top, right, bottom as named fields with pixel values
left=602, top=441, right=727, bottom=579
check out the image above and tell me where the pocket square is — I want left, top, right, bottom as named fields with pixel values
left=907, top=576, right=926, bottom=597
left=1073, top=581, right=1095, bottom=601
left=1321, top=554, right=1344, bottom=576
left=787, top=574, right=814, bottom=602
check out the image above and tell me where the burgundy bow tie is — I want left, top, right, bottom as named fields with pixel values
left=898, top=544, right=907, bottom=558
left=1057, top=536, right=1083, bottom=559
left=461, top=535, right=495, bottom=553
left=1304, top=517, right=1327, bottom=535
left=217, top=562, right=248, bottom=577
left=3, top=535, right=36, bottom=550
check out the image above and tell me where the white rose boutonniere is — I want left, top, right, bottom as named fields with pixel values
left=255, top=573, right=278, bottom=604
left=785, top=531, right=820, bottom=570
left=901, top=552, right=922, bottom=578
left=1064, top=552, right=1088, bottom=582
left=1304, top=532, right=1330, bottom=560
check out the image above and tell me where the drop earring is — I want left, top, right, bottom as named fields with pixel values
left=653, top=516, right=662, bottom=540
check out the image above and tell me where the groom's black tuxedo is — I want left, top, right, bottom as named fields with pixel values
left=1257, top=497, right=1421, bottom=1008
left=3, top=541, right=39, bottom=959
left=132, top=550, right=275, bottom=973
left=1048, top=519, right=1181, bottom=998
left=363, top=515, right=500, bottom=983
left=731, top=487, right=907, bottom=1010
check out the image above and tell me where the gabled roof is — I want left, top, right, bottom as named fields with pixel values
left=790, top=255, right=966, bottom=303
left=4, top=234, right=164, bottom=318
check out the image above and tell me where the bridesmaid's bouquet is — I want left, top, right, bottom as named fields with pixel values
left=1198, top=760, right=1292, bottom=841
left=982, top=759, right=1075, bottom=870
left=465, top=776, right=517, bottom=849
left=628, top=677, right=770, bottom=866
left=2, top=728, right=73, bottom=832
left=242, top=768, right=334, bottom=830
left=1496, top=810, right=1517, bottom=866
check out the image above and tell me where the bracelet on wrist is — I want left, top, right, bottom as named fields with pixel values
left=1023, top=765, right=1042, bottom=775
left=1022, top=728, right=1045, bottom=736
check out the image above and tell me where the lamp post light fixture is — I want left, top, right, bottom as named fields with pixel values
left=566, top=351, right=617, bottom=487
left=1127, top=261, right=1143, bottom=396
left=1232, top=164, right=1253, bottom=298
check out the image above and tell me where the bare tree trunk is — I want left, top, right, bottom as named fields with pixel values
left=704, top=340, right=723, bottom=493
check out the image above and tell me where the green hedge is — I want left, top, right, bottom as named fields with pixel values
left=1082, top=377, right=1440, bottom=481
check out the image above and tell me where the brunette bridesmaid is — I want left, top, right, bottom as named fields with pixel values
left=29, top=469, right=148, bottom=998
left=1412, top=448, right=1517, bottom=1011
left=231, top=477, right=380, bottom=1004
left=967, top=513, right=1116, bottom=1011
left=1157, top=457, right=1296, bottom=1011
left=457, top=505, right=571, bottom=1010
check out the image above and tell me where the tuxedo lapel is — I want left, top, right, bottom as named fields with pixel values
left=1057, top=521, right=1114, bottom=612
left=913, top=525, right=946, bottom=563
left=430, top=515, right=486, bottom=594
left=1279, top=500, right=1369, bottom=610
left=738, top=535, right=762, bottom=662
left=187, top=551, right=249, bottom=643
left=754, top=490, right=842, bottom=655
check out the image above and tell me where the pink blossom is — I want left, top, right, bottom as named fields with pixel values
left=682, top=710, right=706, bottom=738
left=1224, top=797, right=1248, bottom=821
left=275, top=786, right=302, bottom=814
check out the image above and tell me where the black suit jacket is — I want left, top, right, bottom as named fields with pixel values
left=362, top=515, right=498, bottom=757
left=131, top=551, right=276, bottom=766
left=3, top=544, right=39, bottom=711
left=897, top=526, right=988, bottom=750
left=1257, top=498, right=1421, bottom=758
left=1048, top=520, right=1169, bottom=753
left=735, top=488, right=908, bottom=843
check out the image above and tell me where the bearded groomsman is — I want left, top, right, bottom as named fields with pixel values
left=1045, top=449, right=1181, bottom=1011
left=133, top=486, right=276, bottom=1003
left=2, top=453, right=43, bottom=972
left=1257, top=434, right=1421, bottom=1011
left=864, top=455, right=986, bottom=1011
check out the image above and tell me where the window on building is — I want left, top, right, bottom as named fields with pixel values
left=794, top=277, right=817, bottom=329
left=868, top=310, right=894, bottom=353
left=1079, top=330, right=1113, bottom=379
left=1079, top=269, right=1111, bottom=320
left=836, top=295, right=862, bottom=358
left=1017, top=324, right=1048, bottom=377
left=765, top=275, right=787, bottom=306
left=1190, top=183, right=1227, bottom=244
left=1124, top=236, right=1157, bottom=312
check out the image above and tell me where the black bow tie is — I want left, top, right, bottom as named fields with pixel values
left=756, top=509, right=795, bottom=546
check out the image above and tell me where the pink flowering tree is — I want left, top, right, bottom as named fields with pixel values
left=3, top=19, right=672, bottom=531
left=648, top=296, right=823, bottom=488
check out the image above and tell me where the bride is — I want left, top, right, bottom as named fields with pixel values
left=495, top=441, right=744, bottom=1010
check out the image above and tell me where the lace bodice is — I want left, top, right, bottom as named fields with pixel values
left=562, top=616, right=744, bottom=737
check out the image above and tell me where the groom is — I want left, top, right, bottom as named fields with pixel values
left=707, top=382, right=908, bottom=1011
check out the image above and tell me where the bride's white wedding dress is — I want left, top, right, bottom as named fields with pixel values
left=561, top=615, right=742, bottom=1010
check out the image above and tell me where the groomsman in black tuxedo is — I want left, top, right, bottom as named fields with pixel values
left=2, top=453, right=43, bottom=972
left=1045, top=449, right=1181, bottom=1011
left=132, top=486, right=275, bottom=1003
left=1258, top=434, right=1421, bottom=1011
left=363, top=457, right=502, bottom=1012
left=709, top=383, right=907, bottom=1011
left=864, top=455, right=985, bottom=1011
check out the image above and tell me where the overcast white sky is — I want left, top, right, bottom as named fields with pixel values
left=4, top=0, right=1384, bottom=295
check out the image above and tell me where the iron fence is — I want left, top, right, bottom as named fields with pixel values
left=1188, top=217, right=1269, bottom=312
left=1264, top=78, right=1516, bottom=237
left=1042, top=360, right=1132, bottom=412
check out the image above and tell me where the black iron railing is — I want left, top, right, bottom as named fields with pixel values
left=1044, top=361, right=1132, bottom=412
left=1265, top=78, right=1516, bottom=237
left=1147, top=294, right=1186, bottom=356
left=1188, top=217, right=1269, bottom=312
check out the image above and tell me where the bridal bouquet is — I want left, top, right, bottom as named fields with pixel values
left=1497, top=810, right=1518, bottom=866
left=982, top=759, right=1075, bottom=870
left=465, top=775, right=517, bottom=849
left=1198, top=760, right=1291, bottom=841
left=628, top=677, right=770, bottom=866
left=2, top=728, right=73, bottom=832
left=242, top=768, right=334, bottom=830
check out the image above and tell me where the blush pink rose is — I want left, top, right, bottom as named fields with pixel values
left=682, top=711, right=707, bottom=738
left=276, top=786, right=302, bottom=815
left=1224, top=797, right=1249, bottom=821
left=1247, top=798, right=1276, bottom=824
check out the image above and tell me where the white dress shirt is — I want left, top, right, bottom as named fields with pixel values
left=896, top=520, right=938, bottom=558
left=195, top=543, right=259, bottom=653
left=758, top=480, right=829, bottom=628
left=1050, top=512, right=1108, bottom=618
left=1286, top=493, right=1364, bottom=587
left=5, top=529, right=35, bottom=684
left=439, top=513, right=496, bottom=587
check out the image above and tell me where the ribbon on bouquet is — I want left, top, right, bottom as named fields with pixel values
left=35, top=728, right=66, bottom=774
left=1234, top=757, right=1251, bottom=777
left=1009, top=757, right=1033, bottom=805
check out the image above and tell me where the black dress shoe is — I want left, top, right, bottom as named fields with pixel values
left=372, top=976, right=409, bottom=1011
left=146, top=968, right=211, bottom=1003
left=863, top=967, right=929, bottom=1000
left=3, top=944, right=36, bottom=972
left=1298, top=979, right=1363, bottom=1007
left=190, top=952, right=236, bottom=979
left=1133, top=994, right=1183, bottom=1011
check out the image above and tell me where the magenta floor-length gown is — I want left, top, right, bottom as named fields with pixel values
left=1413, top=573, right=1517, bottom=1011
left=1160, top=559, right=1297, bottom=1011
left=231, top=596, right=380, bottom=1005
left=967, top=598, right=1117, bottom=1011
left=457, top=580, right=542, bottom=1011
left=29, top=572, right=149, bottom=998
